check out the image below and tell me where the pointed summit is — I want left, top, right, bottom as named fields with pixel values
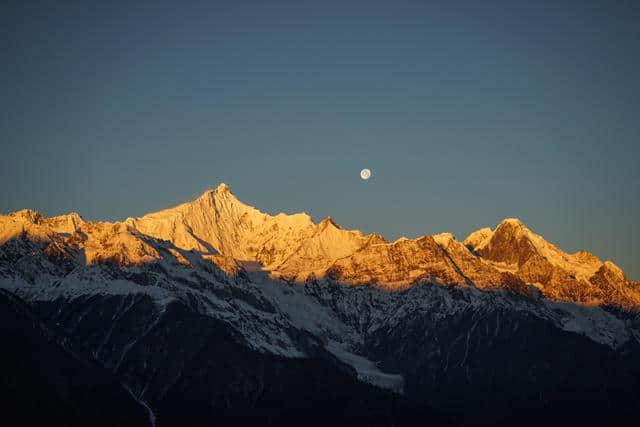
left=215, top=182, right=230, bottom=193
left=465, top=219, right=532, bottom=255
left=432, top=232, right=456, bottom=248
left=473, top=218, right=541, bottom=266
left=495, top=218, right=530, bottom=235
left=499, top=217, right=526, bottom=227
left=197, top=182, right=233, bottom=201
left=319, top=216, right=341, bottom=230
left=467, top=217, right=609, bottom=298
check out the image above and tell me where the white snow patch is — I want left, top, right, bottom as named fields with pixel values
left=545, top=300, right=630, bottom=348
left=325, top=340, right=404, bottom=393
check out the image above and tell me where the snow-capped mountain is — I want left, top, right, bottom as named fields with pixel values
left=464, top=217, right=640, bottom=308
left=123, top=183, right=386, bottom=281
left=1, top=183, right=639, bottom=426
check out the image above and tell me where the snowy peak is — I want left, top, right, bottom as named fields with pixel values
left=494, top=218, right=535, bottom=240
left=319, top=216, right=341, bottom=230
left=125, top=184, right=372, bottom=274
left=1, top=211, right=53, bottom=245
left=498, top=217, right=526, bottom=227
left=469, top=218, right=604, bottom=277
left=432, top=232, right=456, bottom=248
left=1, top=184, right=637, bottom=309
left=462, top=218, right=640, bottom=308
left=473, top=218, right=540, bottom=266
left=8, top=209, right=44, bottom=224
left=215, top=182, right=231, bottom=193
left=463, top=227, right=493, bottom=251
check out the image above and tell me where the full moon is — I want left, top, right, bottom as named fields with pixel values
left=360, top=168, right=371, bottom=180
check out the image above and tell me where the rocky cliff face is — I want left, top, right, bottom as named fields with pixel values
left=1, top=183, right=639, bottom=426
left=464, top=217, right=640, bottom=309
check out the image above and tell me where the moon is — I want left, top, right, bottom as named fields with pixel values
left=360, top=168, right=371, bottom=180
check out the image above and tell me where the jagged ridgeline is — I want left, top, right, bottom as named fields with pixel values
left=1, top=183, right=639, bottom=426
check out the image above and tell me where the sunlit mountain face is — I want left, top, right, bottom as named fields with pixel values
left=1, top=184, right=639, bottom=426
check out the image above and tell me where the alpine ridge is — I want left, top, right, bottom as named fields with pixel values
left=118, top=183, right=638, bottom=308
left=1, top=183, right=639, bottom=426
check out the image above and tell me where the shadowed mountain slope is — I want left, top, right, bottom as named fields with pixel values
left=0, top=289, right=151, bottom=427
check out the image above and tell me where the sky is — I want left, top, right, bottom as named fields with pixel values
left=1, top=0, right=638, bottom=279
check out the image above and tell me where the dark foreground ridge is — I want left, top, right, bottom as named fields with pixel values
left=0, top=289, right=150, bottom=427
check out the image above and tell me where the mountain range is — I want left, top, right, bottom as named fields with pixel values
left=1, top=183, right=639, bottom=426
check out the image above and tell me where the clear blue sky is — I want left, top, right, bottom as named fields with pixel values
left=2, top=0, right=638, bottom=279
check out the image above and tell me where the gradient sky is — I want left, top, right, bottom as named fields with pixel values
left=2, top=0, right=638, bottom=279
